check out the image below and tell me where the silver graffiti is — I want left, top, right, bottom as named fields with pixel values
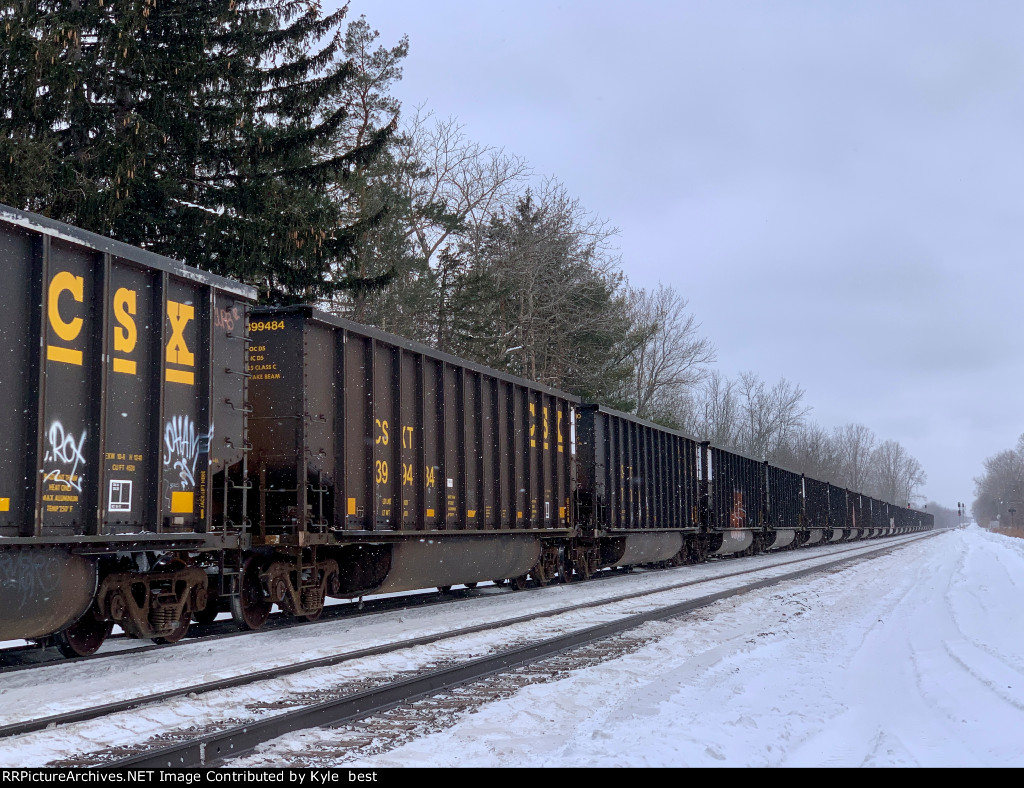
left=163, top=415, right=214, bottom=489
left=0, top=550, right=63, bottom=612
left=42, top=421, right=87, bottom=492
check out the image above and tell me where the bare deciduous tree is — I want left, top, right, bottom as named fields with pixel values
left=735, top=372, right=810, bottom=460
left=398, top=106, right=531, bottom=267
left=774, top=422, right=844, bottom=481
left=679, top=370, right=741, bottom=448
left=833, top=423, right=877, bottom=492
left=627, top=284, right=715, bottom=422
left=870, top=439, right=927, bottom=505
left=972, top=441, right=1024, bottom=526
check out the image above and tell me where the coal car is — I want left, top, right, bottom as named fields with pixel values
left=0, top=205, right=255, bottom=655
left=0, top=205, right=934, bottom=658
left=228, top=304, right=578, bottom=628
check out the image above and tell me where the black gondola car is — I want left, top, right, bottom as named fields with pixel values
left=0, top=205, right=936, bottom=659
left=241, top=304, right=578, bottom=619
left=0, top=204, right=255, bottom=654
left=575, top=405, right=703, bottom=572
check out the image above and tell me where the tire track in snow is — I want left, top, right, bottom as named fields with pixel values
left=943, top=530, right=1024, bottom=689
left=781, top=533, right=982, bottom=766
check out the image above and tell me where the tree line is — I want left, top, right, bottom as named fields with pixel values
left=674, top=373, right=926, bottom=506
left=0, top=1, right=927, bottom=504
left=971, top=436, right=1024, bottom=528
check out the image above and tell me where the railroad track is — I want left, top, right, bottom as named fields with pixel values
left=0, top=556, right=714, bottom=673
left=0, top=533, right=934, bottom=767
left=0, top=531, right=921, bottom=674
left=0, top=585, right=492, bottom=674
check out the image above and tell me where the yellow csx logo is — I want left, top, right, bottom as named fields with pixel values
left=46, top=271, right=195, bottom=386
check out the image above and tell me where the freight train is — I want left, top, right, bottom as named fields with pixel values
left=0, top=205, right=933, bottom=657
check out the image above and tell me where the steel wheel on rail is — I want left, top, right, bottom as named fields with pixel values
left=192, top=585, right=222, bottom=626
left=53, top=607, right=114, bottom=658
left=558, top=550, right=574, bottom=583
left=192, top=602, right=220, bottom=627
left=153, top=617, right=191, bottom=645
left=571, top=547, right=594, bottom=581
left=533, top=567, right=551, bottom=587
left=230, top=556, right=272, bottom=631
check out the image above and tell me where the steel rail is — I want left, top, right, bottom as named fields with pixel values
left=104, top=534, right=935, bottom=768
left=0, top=585, right=475, bottom=674
left=1, top=528, right=928, bottom=672
left=0, top=532, right=930, bottom=741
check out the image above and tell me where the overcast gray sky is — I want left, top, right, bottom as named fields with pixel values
left=344, top=0, right=1024, bottom=509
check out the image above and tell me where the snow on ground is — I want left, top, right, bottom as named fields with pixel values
left=233, top=526, right=1024, bottom=768
left=0, top=538, right=888, bottom=726
left=4, top=527, right=1021, bottom=768
left=0, top=538, right=898, bottom=765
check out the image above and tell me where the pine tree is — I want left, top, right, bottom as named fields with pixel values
left=0, top=0, right=396, bottom=303
left=319, top=15, right=430, bottom=333
left=444, top=188, right=637, bottom=403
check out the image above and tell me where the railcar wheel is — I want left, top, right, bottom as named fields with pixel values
left=231, top=557, right=272, bottom=631
left=463, top=582, right=478, bottom=589
left=54, top=609, right=114, bottom=658
left=491, top=579, right=506, bottom=587
left=153, top=618, right=190, bottom=645
left=532, top=563, right=552, bottom=587
left=192, top=601, right=220, bottom=626
left=510, top=574, right=529, bottom=591
left=559, top=552, right=573, bottom=583
left=437, top=585, right=453, bottom=594
left=572, top=551, right=594, bottom=581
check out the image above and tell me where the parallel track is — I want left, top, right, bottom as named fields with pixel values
left=115, top=535, right=933, bottom=768
left=0, top=531, right=925, bottom=674
left=0, top=586, right=488, bottom=674
left=0, top=533, right=934, bottom=765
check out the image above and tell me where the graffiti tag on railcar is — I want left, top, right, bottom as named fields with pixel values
left=0, top=551, right=64, bottom=612
left=41, top=421, right=86, bottom=494
left=730, top=490, right=747, bottom=529
left=163, top=415, right=214, bottom=489
left=214, top=306, right=241, bottom=331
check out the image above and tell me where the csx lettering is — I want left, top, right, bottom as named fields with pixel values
left=45, top=273, right=143, bottom=373
left=374, top=419, right=389, bottom=446
left=166, top=300, right=195, bottom=385
left=113, top=287, right=138, bottom=375
left=46, top=271, right=84, bottom=366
